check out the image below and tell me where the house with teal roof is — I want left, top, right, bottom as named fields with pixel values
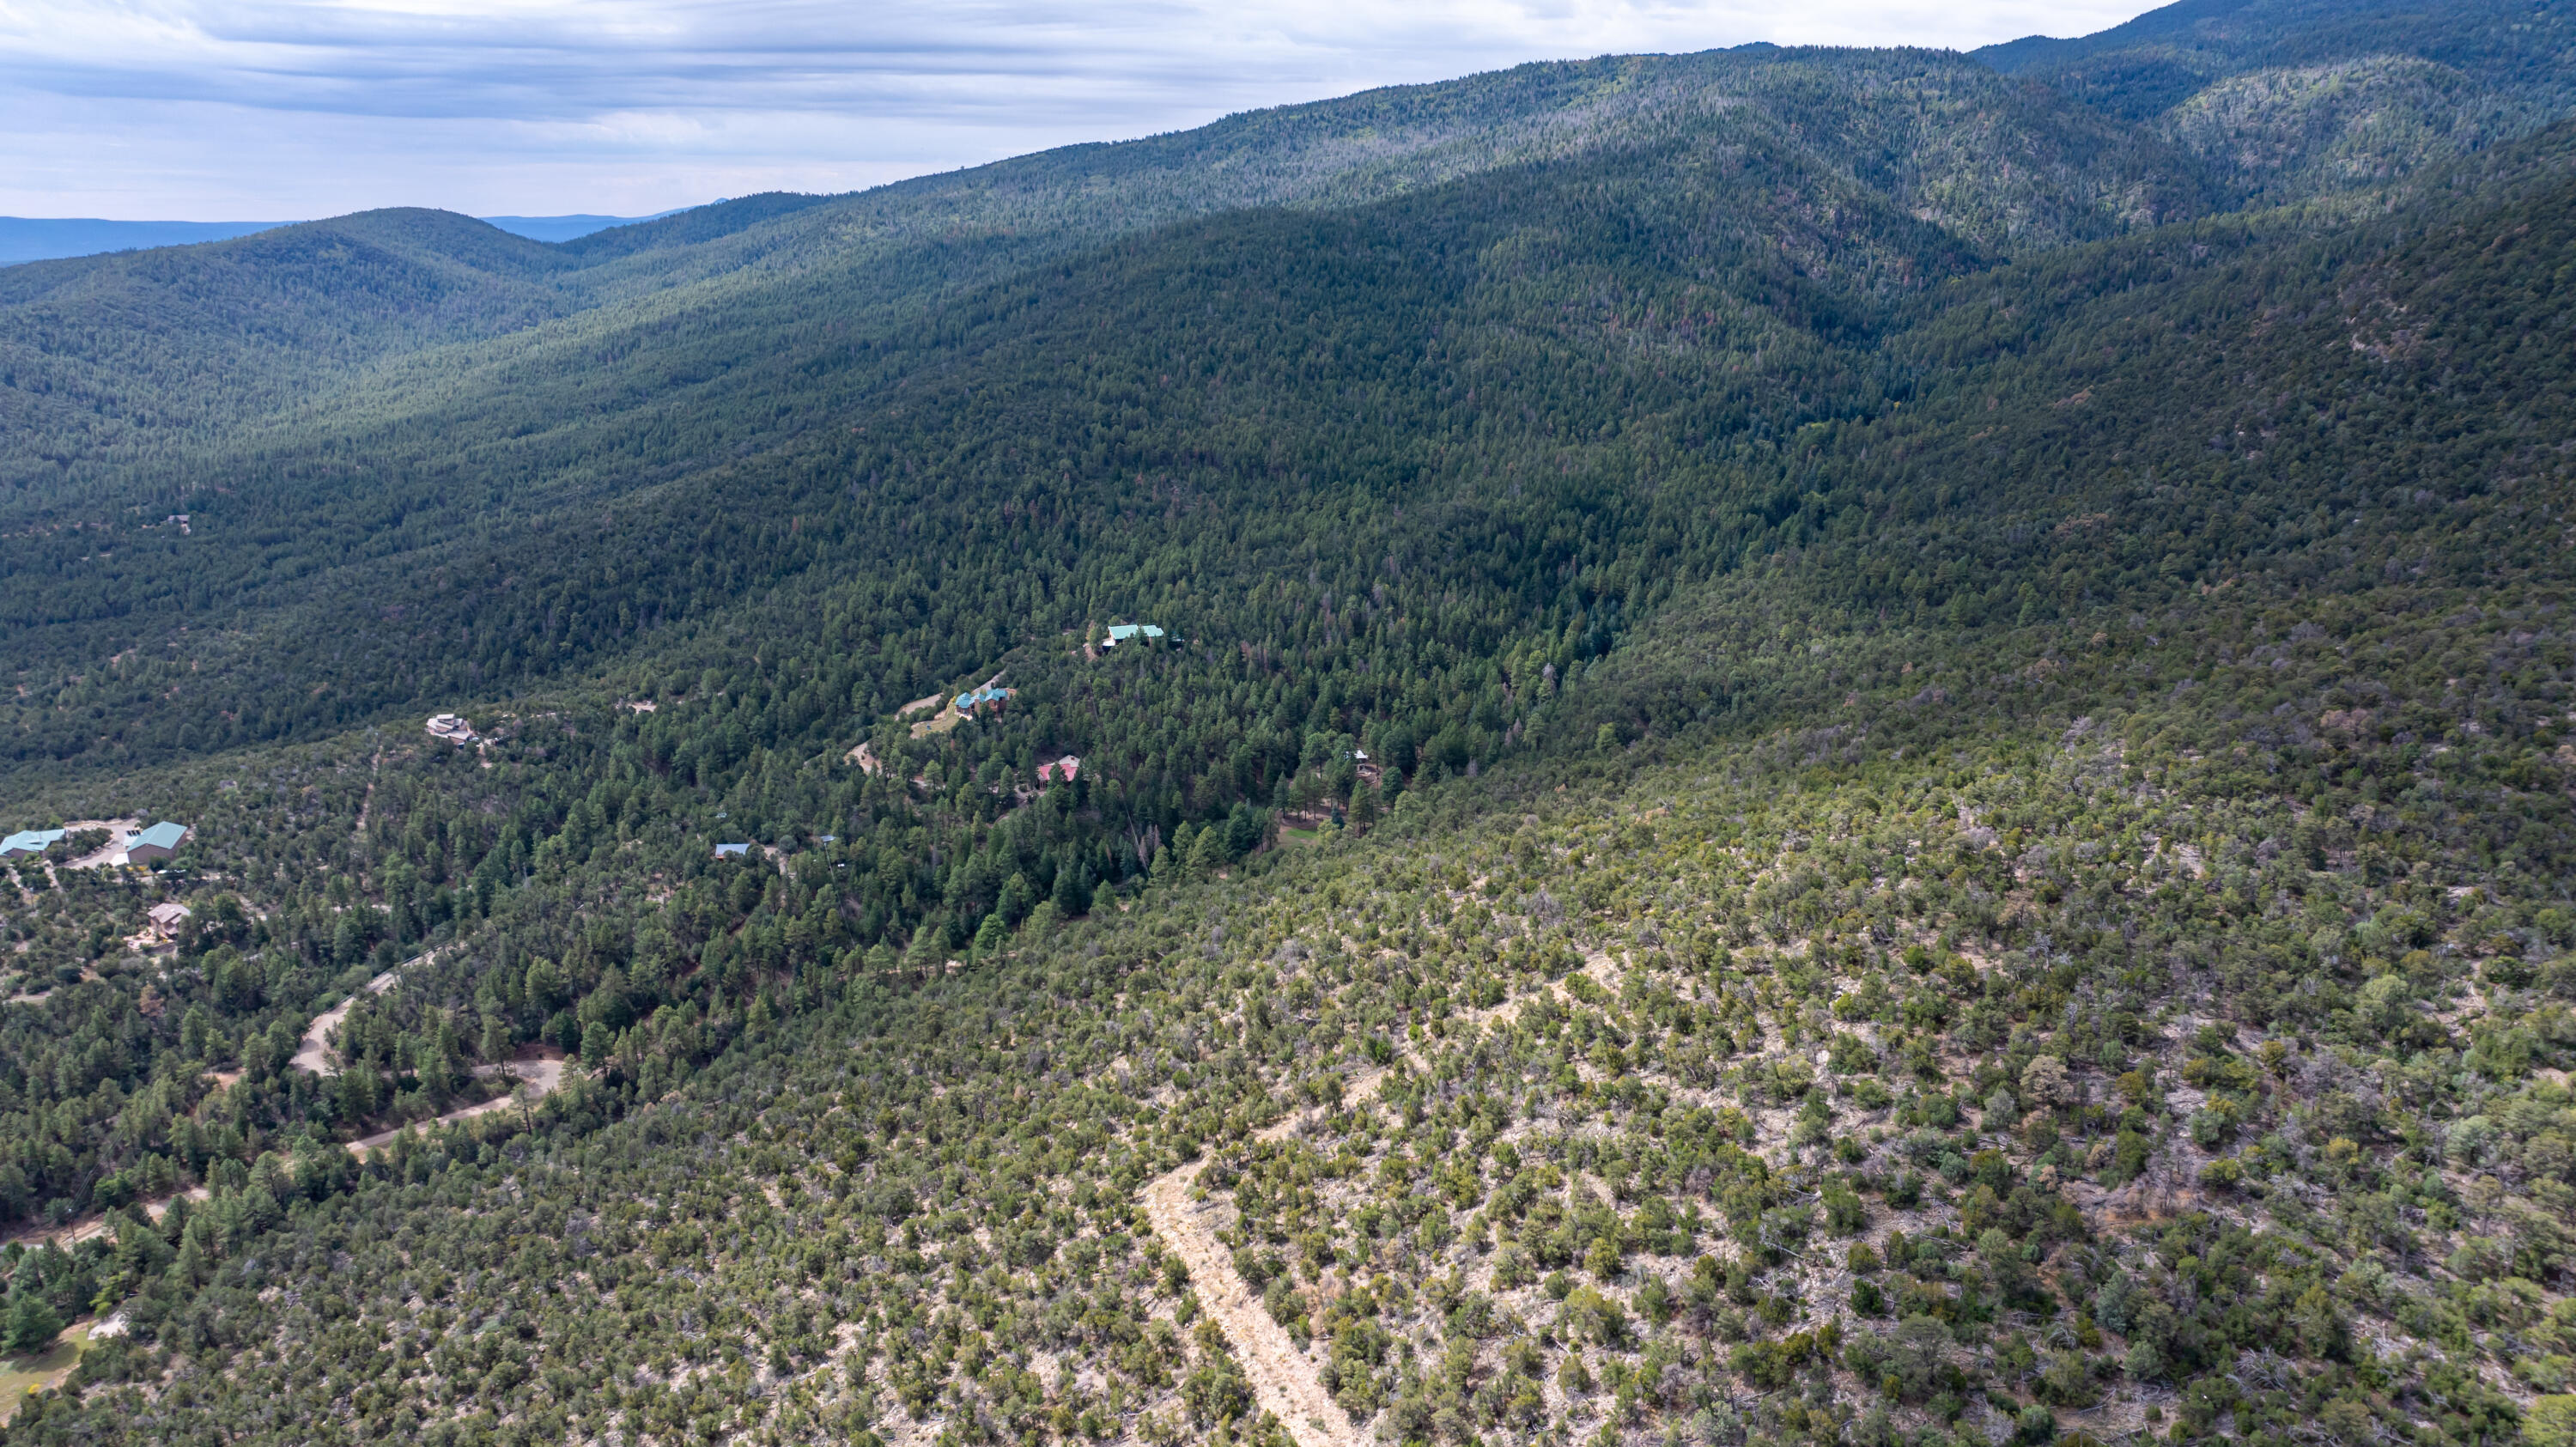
left=125, top=822, right=192, bottom=863
left=0, top=828, right=64, bottom=859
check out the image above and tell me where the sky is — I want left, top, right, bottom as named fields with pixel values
left=0, top=0, right=2155, bottom=221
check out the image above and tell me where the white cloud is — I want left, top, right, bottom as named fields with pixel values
left=0, top=0, right=2153, bottom=217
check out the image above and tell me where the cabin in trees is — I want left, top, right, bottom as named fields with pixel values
left=1101, top=624, right=1163, bottom=648
left=714, top=842, right=752, bottom=860
left=146, top=902, right=192, bottom=940
left=1038, top=756, right=1082, bottom=783
left=426, top=713, right=477, bottom=745
left=953, top=684, right=1014, bottom=716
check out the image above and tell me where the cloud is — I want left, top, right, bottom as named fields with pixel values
left=0, top=0, right=2152, bottom=217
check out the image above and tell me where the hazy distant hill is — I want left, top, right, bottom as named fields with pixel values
left=0, top=210, right=679, bottom=266
left=477, top=210, right=686, bottom=244
left=0, top=218, right=290, bottom=266
left=0, top=46, right=2214, bottom=502
left=1978, top=0, right=2576, bottom=199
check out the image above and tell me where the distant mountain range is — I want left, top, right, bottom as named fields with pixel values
left=470, top=211, right=690, bottom=244
left=0, top=210, right=685, bottom=265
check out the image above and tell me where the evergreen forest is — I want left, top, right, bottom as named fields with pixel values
left=2, top=2, right=2575, bottom=1445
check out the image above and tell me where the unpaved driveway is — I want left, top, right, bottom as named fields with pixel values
left=1142, top=1144, right=1369, bottom=1447
left=1138, top=1060, right=1398, bottom=1447
left=291, top=961, right=415, bottom=1076
left=56, top=818, right=142, bottom=871
left=347, top=1049, right=568, bottom=1156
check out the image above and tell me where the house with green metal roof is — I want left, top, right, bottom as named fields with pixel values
left=0, top=828, right=65, bottom=859
left=124, top=822, right=192, bottom=863
left=1, top=829, right=62, bottom=859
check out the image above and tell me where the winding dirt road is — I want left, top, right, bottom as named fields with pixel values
left=287, top=950, right=568, bottom=1155
left=345, top=1049, right=568, bottom=1156
left=290, top=965, right=404, bottom=1076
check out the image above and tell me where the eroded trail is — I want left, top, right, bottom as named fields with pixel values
left=1141, top=1150, right=1364, bottom=1447
left=1133, top=957, right=1592, bottom=1447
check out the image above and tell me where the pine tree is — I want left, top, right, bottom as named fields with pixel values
left=1187, top=826, right=1227, bottom=879
left=3, top=1286, right=62, bottom=1356
left=1052, top=865, right=1092, bottom=917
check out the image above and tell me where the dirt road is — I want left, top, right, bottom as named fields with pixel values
left=1141, top=1136, right=1370, bottom=1447
left=290, top=969, right=401, bottom=1076
left=2, top=1186, right=210, bottom=1252
left=1130, top=951, right=1599, bottom=1447
left=291, top=957, right=424, bottom=1076
left=345, top=1049, right=568, bottom=1156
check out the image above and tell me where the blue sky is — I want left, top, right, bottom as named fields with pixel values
left=1, top=0, right=2154, bottom=220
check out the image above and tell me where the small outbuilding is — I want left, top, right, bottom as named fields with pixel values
left=125, top=822, right=192, bottom=863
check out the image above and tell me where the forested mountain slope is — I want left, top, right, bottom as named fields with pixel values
left=1974, top=0, right=2576, bottom=108
left=0, top=49, right=2218, bottom=781
left=0, top=46, right=2192, bottom=512
left=13, top=1, right=2567, bottom=787
left=1978, top=0, right=2576, bottom=200
left=0, top=212, right=571, bottom=490
left=0, top=5, right=2574, bottom=1447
